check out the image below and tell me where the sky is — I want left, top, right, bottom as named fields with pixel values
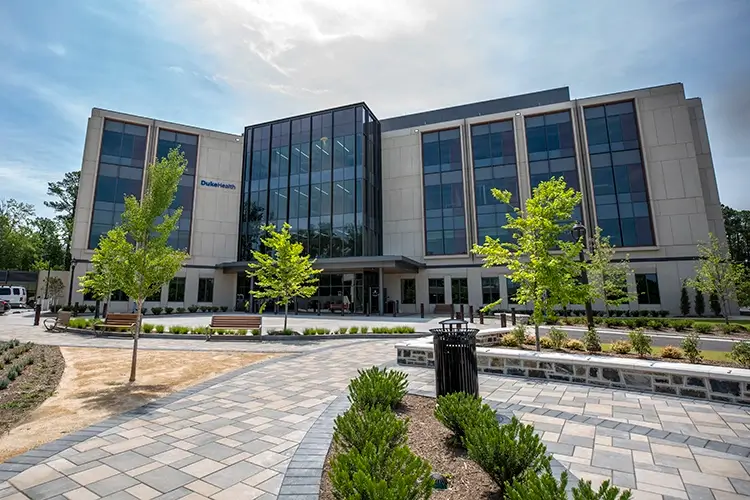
left=1, top=0, right=748, bottom=218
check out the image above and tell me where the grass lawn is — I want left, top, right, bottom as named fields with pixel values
left=600, top=343, right=731, bottom=362
left=689, top=318, right=750, bottom=325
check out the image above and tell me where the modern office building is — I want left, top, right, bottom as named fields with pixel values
left=69, top=82, right=729, bottom=315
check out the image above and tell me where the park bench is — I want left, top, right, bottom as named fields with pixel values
left=43, top=311, right=72, bottom=332
left=94, top=313, right=138, bottom=336
left=208, top=315, right=262, bottom=339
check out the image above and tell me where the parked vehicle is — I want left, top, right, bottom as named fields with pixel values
left=0, top=286, right=27, bottom=308
left=0, top=300, right=9, bottom=314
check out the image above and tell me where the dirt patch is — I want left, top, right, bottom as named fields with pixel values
left=0, top=347, right=275, bottom=461
left=320, top=395, right=499, bottom=500
left=0, top=345, right=65, bottom=436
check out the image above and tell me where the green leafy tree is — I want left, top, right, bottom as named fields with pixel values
left=709, top=292, right=722, bottom=318
left=680, top=282, right=691, bottom=316
left=722, top=204, right=750, bottom=264
left=33, top=217, right=66, bottom=270
left=472, top=178, right=586, bottom=351
left=44, top=171, right=80, bottom=269
left=687, top=234, right=742, bottom=324
left=587, top=226, right=635, bottom=313
left=88, top=149, right=188, bottom=381
left=0, top=199, right=39, bottom=270
left=78, top=232, right=128, bottom=312
left=43, top=276, right=65, bottom=304
left=246, top=223, right=322, bottom=331
left=737, top=267, right=750, bottom=308
left=694, top=289, right=705, bottom=316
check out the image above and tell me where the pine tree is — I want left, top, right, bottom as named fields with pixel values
left=680, top=284, right=691, bottom=316
left=694, top=290, right=705, bottom=317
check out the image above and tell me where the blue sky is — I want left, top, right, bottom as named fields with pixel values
left=1, top=0, right=748, bottom=217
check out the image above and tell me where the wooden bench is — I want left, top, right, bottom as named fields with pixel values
left=43, top=311, right=72, bottom=332
left=208, top=315, right=262, bottom=338
left=94, top=313, right=138, bottom=336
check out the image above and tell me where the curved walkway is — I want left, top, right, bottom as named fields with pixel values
left=0, top=332, right=748, bottom=499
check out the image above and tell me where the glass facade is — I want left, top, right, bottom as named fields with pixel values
left=157, top=130, right=198, bottom=250
left=422, top=129, right=466, bottom=255
left=428, top=278, right=445, bottom=304
left=585, top=101, right=654, bottom=247
left=198, top=278, right=214, bottom=303
left=471, top=121, right=518, bottom=243
left=168, top=277, right=185, bottom=302
left=89, top=120, right=148, bottom=249
left=401, top=279, right=416, bottom=304
left=240, top=105, right=381, bottom=260
left=481, top=277, right=500, bottom=305
left=506, top=277, right=520, bottom=305
left=525, top=111, right=582, bottom=225
left=636, top=273, right=660, bottom=304
left=451, top=278, right=468, bottom=304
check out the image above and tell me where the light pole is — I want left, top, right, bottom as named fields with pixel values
left=572, top=222, right=595, bottom=330
left=67, top=258, right=78, bottom=307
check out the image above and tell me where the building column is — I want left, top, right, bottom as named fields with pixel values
left=378, top=267, right=384, bottom=316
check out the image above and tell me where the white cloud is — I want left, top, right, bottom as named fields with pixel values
left=47, top=43, right=66, bottom=56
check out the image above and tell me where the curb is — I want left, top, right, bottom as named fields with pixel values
left=64, top=328, right=429, bottom=342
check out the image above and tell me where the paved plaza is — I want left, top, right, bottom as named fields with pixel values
left=0, top=318, right=749, bottom=498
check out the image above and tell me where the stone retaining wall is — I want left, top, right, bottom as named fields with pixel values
left=396, top=341, right=750, bottom=405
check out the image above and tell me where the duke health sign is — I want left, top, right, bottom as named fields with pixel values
left=200, top=179, right=236, bottom=190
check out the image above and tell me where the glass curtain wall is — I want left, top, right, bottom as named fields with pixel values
left=156, top=130, right=198, bottom=250
left=585, top=101, right=654, bottom=247
left=89, top=120, right=148, bottom=248
left=471, top=120, right=518, bottom=243
left=239, top=105, right=381, bottom=260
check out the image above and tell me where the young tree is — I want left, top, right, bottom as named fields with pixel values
left=88, top=149, right=188, bottom=381
left=687, top=234, right=743, bottom=324
left=43, top=276, right=65, bottom=304
left=45, top=171, right=80, bottom=269
left=246, top=223, right=322, bottom=332
left=79, top=231, right=129, bottom=314
left=680, top=282, right=691, bottom=317
left=472, top=178, right=586, bottom=351
left=694, top=289, right=705, bottom=317
left=587, top=227, right=635, bottom=313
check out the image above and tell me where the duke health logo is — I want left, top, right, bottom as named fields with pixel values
left=200, top=179, right=236, bottom=190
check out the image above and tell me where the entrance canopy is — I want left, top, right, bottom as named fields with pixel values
left=218, top=255, right=424, bottom=274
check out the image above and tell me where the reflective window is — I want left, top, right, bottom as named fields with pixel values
left=158, top=130, right=198, bottom=251
left=471, top=120, right=517, bottom=243
left=585, top=101, right=654, bottom=247
left=89, top=120, right=148, bottom=248
left=451, top=278, right=468, bottom=304
left=481, top=277, right=500, bottom=305
left=422, top=129, right=466, bottom=255
left=198, top=278, right=214, bottom=303
left=525, top=111, right=582, bottom=225
left=168, top=277, right=186, bottom=302
left=428, top=278, right=445, bottom=304
left=506, top=277, right=521, bottom=305
left=401, top=279, right=416, bottom=304
left=636, top=273, right=660, bottom=304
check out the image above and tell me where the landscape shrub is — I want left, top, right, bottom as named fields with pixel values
left=646, top=320, right=663, bottom=331
left=86, top=305, right=95, bottom=313
left=648, top=310, right=659, bottom=318
left=730, top=341, right=750, bottom=368
left=509, top=325, right=527, bottom=347
left=548, top=327, right=568, bottom=350
left=68, top=318, right=88, bottom=329
left=507, top=472, right=633, bottom=500
left=338, top=327, right=348, bottom=334
left=498, top=335, right=519, bottom=348
left=188, top=305, right=198, bottom=313
left=318, top=328, right=331, bottom=335
left=269, top=329, right=295, bottom=335
left=660, top=345, right=683, bottom=359
left=360, top=326, right=369, bottom=334
left=681, top=332, right=702, bottom=364
left=539, top=337, right=554, bottom=349
left=200, top=306, right=209, bottom=313
left=236, top=329, right=247, bottom=335
left=302, top=328, right=316, bottom=335
left=694, top=323, right=714, bottom=334
left=543, top=315, right=559, bottom=325
left=628, top=328, right=652, bottom=358
left=523, top=334, right=536, bottom=346
left=250, top=329, right=260, bottom=335
left=348, top=367, right=407, bottom=411
left=334, top=406, right=407, bottom=454
left=141, top=323, right=155, bottom=333
left=220, top=306, right=229, bottom=312
left=435, top=392, right=497, bottom=446
left=582, top=327, right=602, bottom=352
left=0, top=378, right=8, bottom=390
left=670, top=319, right=693, bottom=332
left=718, top=323, right=747, bottom=335
left=638, top=310, right=649, bottom=317
left=633, top=317, right=648, bottom=328
left=154, top=324, right=165, bottom=334
left=659, top=310, right=669, bottom=318
left=164, top=307, right=174, bottom=314
left=212, top=306, right=220, bottom=313
left=347, top=326, right=357, bottom=334
left=610, top=340, right=632, bottom=355
left=151, top=307, right=162, bottom=315
left=565, top=339, right=586, bottom=351
left=176, top=307, right=185, bottom=314
left=465, top=416, right=550, bottom=497
left=603, top=318, right=624, bottom=328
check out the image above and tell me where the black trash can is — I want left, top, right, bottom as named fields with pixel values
left=430, top=318, right=479, bottom=397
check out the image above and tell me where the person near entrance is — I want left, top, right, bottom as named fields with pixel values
left=342, top=294, right=350, bottom=314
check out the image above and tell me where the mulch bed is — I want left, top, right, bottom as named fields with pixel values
left=320, top=394, right=500, bottom=500
left=0, top=345, right=65, bottom=435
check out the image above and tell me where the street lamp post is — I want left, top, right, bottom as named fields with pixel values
left=67, top=258, right=78, bottom=307
left=572, top=222, right=595, bottom=330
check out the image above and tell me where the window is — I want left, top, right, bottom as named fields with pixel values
left=471, top=121, right=518, bottom=243
left=158, top=130, right=198, bottom=251
left=585, top=101, right=654, bottom=247
left=636, top=273, right=660, bottom=305
left=428, top=278, right=445, bottom=304
left=0, top=287, right=10, bottom=296
left=451, top=278, right=468, bottom=304
left=111, top=290, right=128, bottom=302
left=198, top=278, right=214, bottom=303
left=506, top=278, right=521, bottom=305
left=12, top=288, right=19, bottom=295
left=401, top=279, right=416, bottom=304
left=422, top=129, right=467, bottom=255
left=168, top=278, right=186, bottom=302
left=481, top=277, right=500, bottom=305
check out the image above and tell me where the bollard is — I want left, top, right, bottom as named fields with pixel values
left=341, top=303, right=345, bottom=316
left=450, top=309, right=455, bottom=320
left=274, top=303, right=278, bottom=315
left=511, top=308, right=516, bottom=325
left=479, top=309, right=484, bottom=325
left=420, top=303, right=424, bottom=318
left=393, top=300, right=398, bottom=317
left=366, top=302, right=370, bottom=317
left=317, top=302, right=321, bottom=316
left=469, top=305, right=474, bottom=323
left=94, top=299, right=100, bottom=319
left=501, top=312, right=507, bottom=327
left=73, top=302, right=80, bottom=317
left=459, top=304, right=464, bottom=321
left=33, top=303, right=42, bottom=326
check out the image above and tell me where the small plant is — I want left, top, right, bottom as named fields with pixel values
left=151, top=307, right=162, bottom=315
left=200, top=305, right=209, bottom=312
left=565, top=339, right=585, bottom=351
left=523, top=334, right=536, bottom=346
left=498, top=335, right=519, bottom=348
left=671, top=319, right=693, bottom=332
left=338, top=327, right=348, bottom=334
left=465, top=416, right=550, bottom=497
left=212, top=306, right=220, bottom=312
left=154, top=324, right=165, bottom=334
left=176, top=307, right=185, bottom=314
left=694, top=323, right=714, bottom=334
left=303, top=328, right=316, bottom=335
left=236, top=329, right=247, bottom=335
left=334, top=406, right=408, bottom=454
left=610, top=340, right=632, bottom=354
left=539, top=336, right=554, bottom=349
left=435, top=392, right=497, bottom=446
left=573, top=478, right=633, bottom=500
left=660, top=345, right=683, bottom=359
left=0, top=378, right=8, bottom=390
left=348, top=367, right=407, bottom=411
left=188, top=305, right=198, bottom=313
left=168, top=326, right=184, bottom=334
left=648, top=310, right=660, bottom=318
left=681, top=332, right=702, bottom=363
left=164, top=307, right=174, bottom=314
left=547, top=327, right=567, bottom=350
left=349, top=326, right=358, bottom=334
left=730, top=341, right=750, bottom=368
left=86, top=305, right=95, bottom=313
left=628, top=328, right=652, bottom=358
left=582, top=327, right=601, bottom=352
left=510, top=325, right=526, bottom=347
left=633, top=317, right=648, bottom=328
left=269, top=329, right=295, bottom=335
left=251, top=328, right=261, bottom=335
left=359, top=326, right=369, bottom=334
left=141, top=323, right=155, bottom=333
left=639, top=310, right=649, bottom=317
left=694, top=290, right=705, bottom=317
left=318, top=328, right=331, bottom=335
left=220, top=306, right=228, bottom=312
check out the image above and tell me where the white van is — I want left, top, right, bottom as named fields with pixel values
left=0, top=286, right=27, bottom=308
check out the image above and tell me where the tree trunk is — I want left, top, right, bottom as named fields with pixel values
left=534, top=323, right=540, bottom=352
left=723, top=298, right=730, bottom=325
left=284, top=302, right=289, bottom=332
left=129, top=300, right=142, bottom=382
